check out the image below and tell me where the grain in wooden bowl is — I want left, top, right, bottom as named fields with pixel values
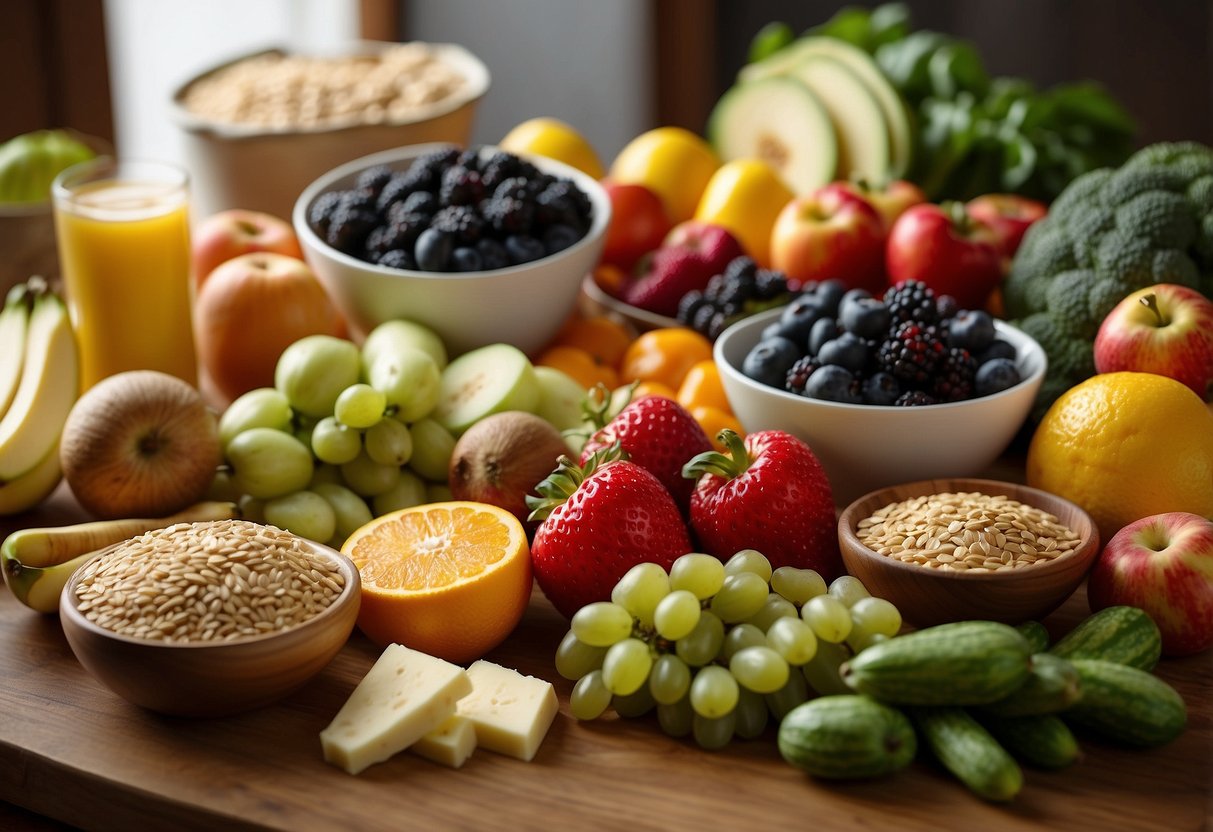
left=837, top=479, right=1099, bottom=628
left=59, top=520, right=360, bottom=718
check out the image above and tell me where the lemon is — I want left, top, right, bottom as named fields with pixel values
left=693, top=158, right=794, bottom=267
left=609, top=127, right=721, bottom=224
left=1027, top=372, right=1213, bottom=539
left=499, top=117, right=604, bottom=179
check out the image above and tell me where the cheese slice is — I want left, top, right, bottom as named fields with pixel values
left=320, top=644, right=473, bottom=775
left=411, top=714, right=477, bottom=769
left=456, top=660, right=558, bottom=762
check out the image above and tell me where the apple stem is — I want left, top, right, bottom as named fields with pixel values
left=944, top=201, right=972, bottom=235
left=1139, top=293, right=1168, bottom=327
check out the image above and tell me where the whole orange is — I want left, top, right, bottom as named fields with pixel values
left=618, top=327, right=713, bottom=391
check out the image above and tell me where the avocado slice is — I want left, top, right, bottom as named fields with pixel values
left=790, top=55, right=889, bottom=185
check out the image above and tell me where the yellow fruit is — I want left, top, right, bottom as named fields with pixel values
left=609, top=127, right=721, bottom=224
left=693, top=159, right=794, bottom=267
left=499, top=117, right=604, bottom=179
left=342, top=501, right=532, bottom=663
left=1027, top=372, right=1213, bottom=539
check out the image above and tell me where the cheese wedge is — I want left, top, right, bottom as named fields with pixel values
left=456, top=660, right=558, bottom=762
left=411, top=714, right=477, bottom=769
left=320, top=644, right=472, bottom=775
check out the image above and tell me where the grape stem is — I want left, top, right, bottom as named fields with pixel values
left=681, top=429, right=751, bottom=482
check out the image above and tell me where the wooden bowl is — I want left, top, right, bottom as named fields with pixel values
left=838, top=478, right=1099, bottom=628
left=59, top=537, right=360, bottom=718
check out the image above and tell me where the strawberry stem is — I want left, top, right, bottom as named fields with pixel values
left=526, top=442, right=628, bottom=521
left=681, top=429, right=751, bottom=481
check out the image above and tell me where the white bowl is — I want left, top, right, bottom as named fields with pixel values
left=294, top=144, right=610, bottom=357
left=715, top=308, right=1047, bottom=504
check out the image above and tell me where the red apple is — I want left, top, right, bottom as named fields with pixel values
left=825, top=179, right=926, bottom=231
left=966, top=193, right=1048, bottom=259
left=1093, top=284, right=1213, bottom=401
left=600, top=180, right=672, bottom=271
left=192, top=209, right=304, bottom=288
left=769, top=187, right=886, bottom=293
left=1089, top=512, right=1213, bottom=657
left=885, top=202, right=1003, bottom=309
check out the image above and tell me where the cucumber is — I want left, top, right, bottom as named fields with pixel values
left=841, top=621, right=1031, bottom=706
left=1015, top=620, right=1051, bottom=654
left=980, top=653, right=1081, bottom=717
left=1064, top=658, right=1187, bottom=748
left=911, top=707, right=1022, bottom=802
left=980, top=713, right=1081, bottom=770
left=778, top=695, right=916, bottom=780
left=1049, top=606, right=1161, bottom=671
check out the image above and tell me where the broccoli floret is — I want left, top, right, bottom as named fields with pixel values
left=1005, top=141, right=1213, bottom=417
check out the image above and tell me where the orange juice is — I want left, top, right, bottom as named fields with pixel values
left=53, top=160, right=197, bottom=390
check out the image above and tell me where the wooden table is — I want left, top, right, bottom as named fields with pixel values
left=0, top=487, right=1210, bottom=832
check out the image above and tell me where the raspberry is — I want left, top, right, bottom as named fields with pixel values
left=784, top=356, right=822, bottom=395
left=932, top=347, right=978, bottom=402
left=878, top=322, right=946, bottom=387
left=884, top=279, right=939, bottom=327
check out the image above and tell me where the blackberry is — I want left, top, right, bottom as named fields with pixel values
left=936, top=294, right=960, bottom=321
left=676, top=290, right=709, bottom=325
left=339, top=186, right=378, bottom=214
left=723, top=256, right=758, bottom=282
left=784, top=356, right=822, bottom=395
left=480, top=153, right=539, bottom=190
left=439, top=166, right=484, bottom=207
left=382, top=210, right=431, bottom=249
left=307, top=191, right=343, bottom=235
left=932, top=347, right=978, bottom=402
left=535, top=185, right=584, bottom=230
left=543, top=223, right=581, bottom=254
left=706, top=311, right=731, bottom=340
left=476, top=238, right=510, bottom=271
left=325, top=207, right=378, bottom=255
left=377, top=249, right=417, bottom=270
left=456, top=148, right=483, bottom=171
left=376, top=170, right=427, bottom=212
left=484, top=196, right=535, bottom=235
left=895, top=390, right=938, bottom=406
left=754, top=268, right=788, bottom=300
left=715, top=273, right=751, bottom=308
left=394, top=164, right=440, bottom=198
left=430, top=205, right=486, bottom=245
left=400, top=190, right=439, bottom=217
left=364, top=225, right=396, bottom=259
left=412, top=147, right=461, bottom=176
left=355, top=164, right=394, bottom=195
left=878, top=321, right=946, bottom=387
left=703, top=273, right=729, bottom=302
left=885, top=280, right=939, bottom=327
left=492, top=176, right=531, bottom=203
left=690, top=303, right=717, bottom=336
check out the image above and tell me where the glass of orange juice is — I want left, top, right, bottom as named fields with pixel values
left=52, top=158, right=197, bottom=390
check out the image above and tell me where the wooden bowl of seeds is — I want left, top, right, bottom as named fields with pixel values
left=837, top=478, right=1099, bottom=628
left=59, top=519, right=360, bottom=718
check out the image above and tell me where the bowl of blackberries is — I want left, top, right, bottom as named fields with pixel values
left=294, top=142, right=609, bottom=355
left=715, top=278, right=1046, bottom=502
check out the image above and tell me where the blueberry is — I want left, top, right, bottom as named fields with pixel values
left=742, top=337, right=803, bottom=389
left=505, top=234, right=546, bottom=265
left=543, top=223, right=581, bottom=255
left=803, top=365, right=861, bottom=403
left=936, top=294, right=960, bottom=320
left=817, top=332, right=871, bottom=375
left=414, top=228, right=453, bottom=271
left=807, top=317, right=840, bottom=356
left=975, top=358, right=1022, bottom=396
left=947, top=309, right=997, bottom=352
left=861, top=372, right=901, bottom=406
left=778, top=297, right=827, bottom=343
left=476, top=238, right=510, bottom=270
left=451, top=246, right=484, bottom=271
left=809, top=279, right=848, bottom=316
left=839, top=295, right=892, bottom=339
left=978, top=339, right=1018, bottom=365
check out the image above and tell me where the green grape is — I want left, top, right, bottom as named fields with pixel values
left=238, top=494, right=266, bottom=524
left=720, top=623, right=767, bottom=662
left=292, top=415, right=319, bottom=449
left=765, top=669, right=809, bottom=721
left=311, top=482, right=373, bottom=544
left=341, top=451, right=402, bottom=497
left=802, top=594, right=853, bottom=643
left=601, top=638, right=653, bottom=696
left=746, top=593, right=798, bottom=632
left=657, top=698, right=694, bottom=738
left=264, top=490, right=337, bottom=543
left=729, top=645, right=789, bottom=693
left=218, top=387, right=292, bottom=448
left=555, top=630, right=608, bottom=681
left=849, top=596, right=903, bottom=638
left=227, top=428, right=314, bottom=500
left=689, top=665, right=739, bottom=718
left=692, top=711, right=736, bottom=750
left=733, top=687, right=769, bottom=740
left=613, top=685, right=656, bottom=718
left=669, top=553, right=726, bottom=600
left=723, top=548, right=772, bottom=582
left=709, top=572, right=769, bottom=623
left=570, top=601, right=634, bottom=647
left=361, top=319, right=448, bottom=373
left=310, top=416, right=362, bottom=465
left=765, top=616, right=818, bottom=665
left=372, top=468, right=429, bottom=515
left=802, top=639, right=853, bottom=696
left=674, top=610, right=724, bottom=667
left=364, top=417, right=413, bottom=467
left=309, top=463, right=344, bottom=488
left=610, top=562, right=669, bottom=628
left=847, top=629, right=891, bottom=653
left=366, top=346, right=441, bottom=423
left=570, top=670, right=612, bottom=720
left=828, top=575, right=871, bottom=608
left=334, top=383, right=387, bottom=429
left=648, top=653, right=691, bottom=705
left=653, top=590, right=701, bottom=641
left=407, top=417, right=457, bottom=482
left=275, top=334, right=361, bottom=418
left=770, top=566, right=828, bottom=605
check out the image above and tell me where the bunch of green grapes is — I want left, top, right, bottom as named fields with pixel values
left=213, top=323, right=457, bottom=549
left=555, top=550, right=902, bottom=750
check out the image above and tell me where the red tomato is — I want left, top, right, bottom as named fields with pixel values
left=601, top=181, right=672, bottom=271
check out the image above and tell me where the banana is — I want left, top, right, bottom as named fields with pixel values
left=0, top=287, right=78, bottom=481
left=0, top=440, right=62, bottom=517
left=2, top=500, right=240, bottom=613
left=0, top=282, right=31, bottom=419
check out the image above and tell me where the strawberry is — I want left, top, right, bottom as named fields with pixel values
left=622, top=246, right=717, bottom=317
left=683, top=429, right=841, bottom=579
left=580, top=393, right=712, bottom=513
left=527, top=446, right=692, bottom=618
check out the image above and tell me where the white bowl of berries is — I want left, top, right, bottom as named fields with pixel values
left=294, top=143, right=610, bottom=356
left=714, top=281, right=1047, bottom=504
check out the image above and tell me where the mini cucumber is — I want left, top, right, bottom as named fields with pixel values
left=1064, top=659, right=1187, bottom=748
left=980, top=713, right=1081, bottom=770
left=1049, top=606, right=1161, bottom=671
left=911, top=707, right=1022, bottom=802
left=1015, top=620, right=1050, bottom=654
left=778, top=695, right=916, bottom=780
left=980, top=653, right=1082, bottom=717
